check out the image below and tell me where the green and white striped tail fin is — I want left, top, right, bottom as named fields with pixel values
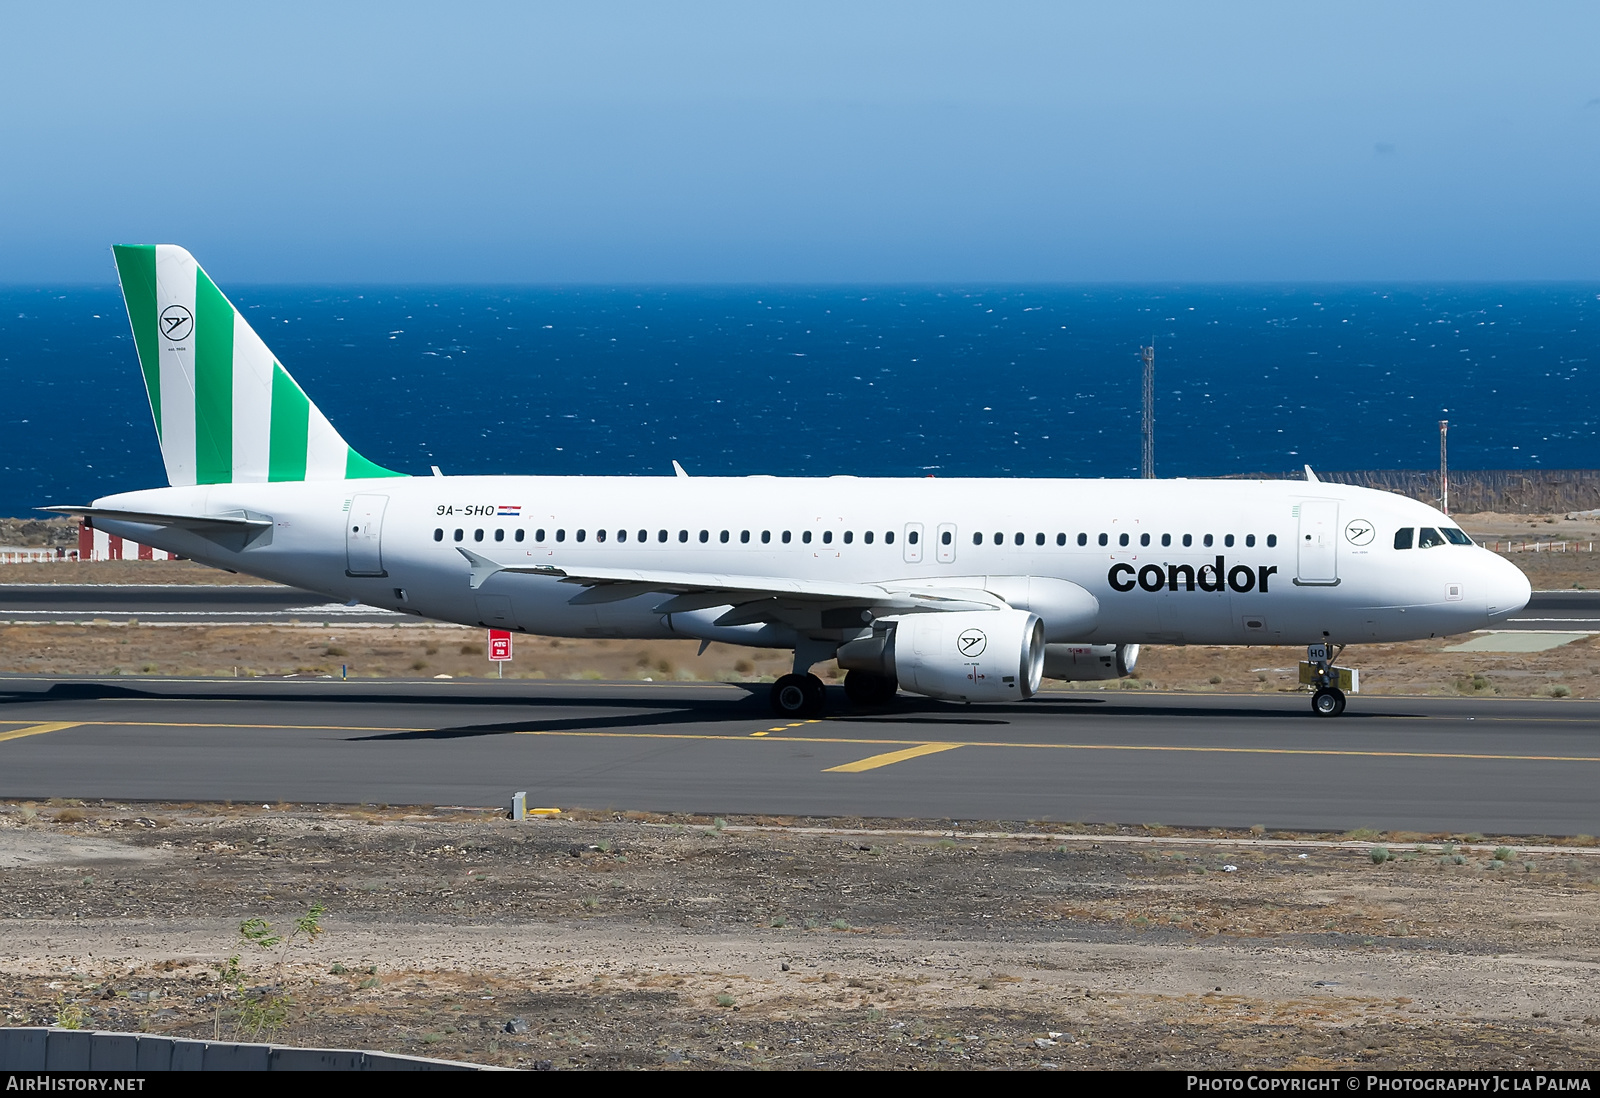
left=110, top=244, right=403, bottom=486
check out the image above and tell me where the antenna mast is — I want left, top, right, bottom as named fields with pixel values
left=1139, top=342, right=1155, bottom=479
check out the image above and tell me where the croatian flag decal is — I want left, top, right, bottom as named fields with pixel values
left=497, top=505, right=522, bottom=516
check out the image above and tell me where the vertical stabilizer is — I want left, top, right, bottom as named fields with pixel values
left=110, top=244, right=402, bottom=486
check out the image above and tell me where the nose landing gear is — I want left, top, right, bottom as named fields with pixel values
left=1305, top=640, right=1352, bottom=717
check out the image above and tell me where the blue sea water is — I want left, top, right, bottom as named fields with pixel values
left=0, top=284, right=1595, bottom=519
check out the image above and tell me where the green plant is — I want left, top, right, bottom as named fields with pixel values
left=53, top=996, right=88, bottom=1030
left=713, top=817, right=727, bottom=831
left=715, top=993, right=735, bottom=1008
left=329, top=963, right=347, bottom=975
left=1370, top=846, right=1393, bottom=864
left=579, top=896, right=600, bottom=911
left=1549, top=685, right=1572, bottom=698
left=803, top=917, right=820, bottom=930
left=1208, top=675, right=1223, bottom=685
left=829, top=918, right=852, bottom=931
left=769, top=915, right=787, bottom=928
left=1494, top=846, right=1515, bottom=862
left=358, top=977, right=380, bottom=989
left=235, top=993, right=290, bottom=1040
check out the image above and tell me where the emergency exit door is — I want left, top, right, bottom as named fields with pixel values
left=346, top=494, right=389, bottom=577
left=1295, top=500, right=1339, bottom=585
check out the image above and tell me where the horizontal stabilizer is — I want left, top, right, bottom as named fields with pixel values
left=40, top=505, right=271, bottom=530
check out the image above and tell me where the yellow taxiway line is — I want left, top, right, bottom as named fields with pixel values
left=0, top=722, right=81, bottom=744
left=31, top=719, right=1600, bottom=767
left=825, top=743, right=963, bottom=772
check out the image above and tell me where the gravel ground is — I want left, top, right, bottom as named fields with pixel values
left=2, top=802, right=1598, bottom=1070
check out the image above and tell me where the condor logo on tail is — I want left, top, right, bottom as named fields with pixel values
left=1109, top=557, right=1278, bottom=594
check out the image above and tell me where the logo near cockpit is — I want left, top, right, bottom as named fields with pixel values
left=1108, top=557, right=1278, bottom=594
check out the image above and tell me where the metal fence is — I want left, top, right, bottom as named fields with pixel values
left=0, top=1027, right=484, bottom=1071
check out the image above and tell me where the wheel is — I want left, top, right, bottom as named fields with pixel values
left=844, top=670, right=898, bottom=708
left=770, top=673, right=826, bottom=717
left=1311, top=686, right=1346, bottom=717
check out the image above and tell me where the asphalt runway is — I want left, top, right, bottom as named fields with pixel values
left=1, top=585, right=1593, bottom=630
left=1, top=677, right=1596, bottom=835
left=0, top=585, right=404, bottom=625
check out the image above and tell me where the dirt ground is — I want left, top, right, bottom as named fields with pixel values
left=2, top=802, right=1597, bottom=1070
left=2, top=621, right=1596, bottom=699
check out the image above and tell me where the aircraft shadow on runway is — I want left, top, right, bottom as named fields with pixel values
left=0, top=679, right=1361, bottom=732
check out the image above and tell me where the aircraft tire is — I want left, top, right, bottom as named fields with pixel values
left=771, top=673, right=826, bottom=717
left=1311, top=686, right=1346, bottom=717
left=844, top=670, right=898, bottom=708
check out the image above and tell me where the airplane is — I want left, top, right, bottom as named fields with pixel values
left=47, top=245, right=1533, bottom=719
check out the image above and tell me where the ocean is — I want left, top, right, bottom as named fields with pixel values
left=0, top=284, right=1595, bottom=518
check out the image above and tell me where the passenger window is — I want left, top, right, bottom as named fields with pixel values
left=1203, top=534, right=1213, bottom=548
left=616, top=530, right=626, bottom=542
left=474, top=529, right=484, bottom=542
left=994, top=532, right=1003, bottom=545
left=1394, top=528, right=1414, bottom=550
left=556, top=529, right=565, bottom=542
left=1057, top=533, right=1067, bottom=546
left=1245, top=534, right=1255, bottom=547
left=822, top=531, right=833, bottom=544
left=740, top=530, right=750, bottom=543
left=844, top=531, right=853, bottom=544
left=1266, top=534, right=1277, bottom=548
left=535, top=529, right=545, bottom=542
left=1418, top=527, right=1444, bottom=549
left=907, top=530, right=918, bottom=545
left=761, top=530, right=771, bottom=543
left=1443, top=527, right=1473, bottom=545
left=1098, top=533, right=1108, bottom=546
left=1036, top=533, right=1045, bottom=546
left=783, top=531, right=792, bottom=544
left=678, top=530, right=688, bottom=542
left=1182, top=534, right=1192, bottom=547
left=1078, top=533, right=1087, bottom=546
left=596, top=529, right=606, bottom=542
left=454, top=529, right=463, bottom=541
left=941, top=531, right=951, bottom=545
left=494, top=529, right=505, bottom=542
left=885, top=531, right=895, bottom=544
left=1139, top=533, right=1150, bottom=547
left=1119, top=533, right=1129, bottom=547
left=699, top=530, right=709, bottom=543
left=576, top=529, right=586, bottom=542
left=1014, top=532, right=1024, bottom=546
left=863, top=531, right=873, bottom=544
left=516, top=529, right=525, bottom=542
left=433, top=528, right=443, bottom=542
left=1161, top=533, right=1170, bottom=547
left=719, top=530, right=729, bottom=543
left=803, top=531, right=812, bottom=544
left=658, top=530, right=668, bottom=542
left=637, top=530, right=647, bottom=542
left=1224, top=534, right=1234, bottom=547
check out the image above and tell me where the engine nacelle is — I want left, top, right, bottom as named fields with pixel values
left=838, top=608, right=1044, bottom=702
left=1042, top=643, right=1140, bottom=681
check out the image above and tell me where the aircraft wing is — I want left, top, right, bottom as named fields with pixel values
left=454, top=548, right=1002, bottom=615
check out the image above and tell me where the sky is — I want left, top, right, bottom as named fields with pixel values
left=2, top=2, right=1598, bottom=283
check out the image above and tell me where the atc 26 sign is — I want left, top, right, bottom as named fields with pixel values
left=489, top=630, right=513, bottom=662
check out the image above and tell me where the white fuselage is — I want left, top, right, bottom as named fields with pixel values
left=90, top=474, right=1531, bottom=650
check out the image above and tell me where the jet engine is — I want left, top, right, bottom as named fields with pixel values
left=1042, top=643, right=1140, bottom=681
left=837, top=609, right=1044, bottom=702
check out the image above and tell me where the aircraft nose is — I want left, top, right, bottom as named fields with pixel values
left=1484, top=552, right=1532, bottom=621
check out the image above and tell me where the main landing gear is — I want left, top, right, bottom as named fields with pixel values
left=770, top=673, right=826, bottom=718
left=1306, top=640, right=1348, bottom=718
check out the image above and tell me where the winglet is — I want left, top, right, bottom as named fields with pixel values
left=1304, top=464, right=1320, bottom=483
left=672, top=460, right=689, bottom=478
left=456, top=547, right=505, bottom=590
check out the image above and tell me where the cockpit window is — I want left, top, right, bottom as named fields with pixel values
left=1442, top=527, right=1473, bottom=546
left=1417, top=527, right=1445, bottom=548
left=1393, top=528, right=1414, bottom=550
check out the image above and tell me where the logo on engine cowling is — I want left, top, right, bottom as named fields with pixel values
left=956, top=628, right=988, bottom=657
